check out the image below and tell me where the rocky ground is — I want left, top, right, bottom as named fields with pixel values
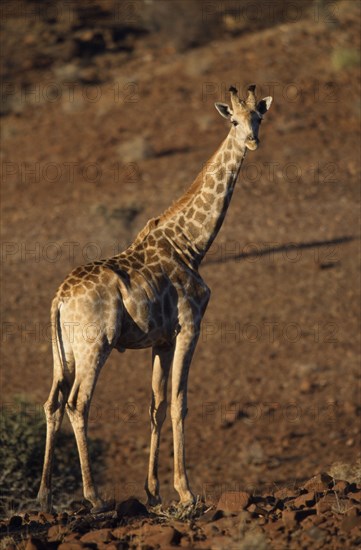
left=1, top=473, right=361, bottom=549
left=1, top=1, right=360, bottom=548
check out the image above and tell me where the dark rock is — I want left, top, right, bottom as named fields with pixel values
left=59, top=512, right=69, bottom=525
left=28, top=520, right=41, bottom=531
left=8, top=515, right=22, bottom=529
left=211, top=509, right=225, bottom=521
left=25, top=538, right=46, bottom=550
left=295, top=509, right=317, bottom=521
left=116, top=498, right=149, bottom=519
left=0, top=521, right=7, bottom=534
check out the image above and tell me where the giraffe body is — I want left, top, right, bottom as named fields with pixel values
left=38, top=85, right=272, bottom=512
left=56, top=220, right=210, bottom=352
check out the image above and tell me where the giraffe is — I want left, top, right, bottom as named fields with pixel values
left=38, top=85, right=272, bottom=513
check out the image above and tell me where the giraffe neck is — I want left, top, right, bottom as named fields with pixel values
left=159, top=126, right=247, bottom=268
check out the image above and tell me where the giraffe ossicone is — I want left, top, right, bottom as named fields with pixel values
left=38, top=84, right=272, bottom=512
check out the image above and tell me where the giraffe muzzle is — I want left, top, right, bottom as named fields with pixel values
left=245, top=136, right=259, bottom=151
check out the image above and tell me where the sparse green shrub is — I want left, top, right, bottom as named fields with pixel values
left=0, top=397, right=104, bottom=516
left=332, top=48, right=361, bottom=70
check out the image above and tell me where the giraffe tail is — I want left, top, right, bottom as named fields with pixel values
left=48, top=299, right=71, bottom=409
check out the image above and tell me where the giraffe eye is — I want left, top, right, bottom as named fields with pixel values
left=232, top=119, right=239, bottom=126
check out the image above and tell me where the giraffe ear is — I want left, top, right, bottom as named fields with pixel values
left=257, top=96, right=273, bottom=115
left=215, top=102, right=233, bottom=120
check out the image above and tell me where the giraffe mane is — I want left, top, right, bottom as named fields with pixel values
left=159, top=144, right=223, bottom=222
left=159, top=173, right=203, bottom=220
left=131, top=216, right=160, bottom=246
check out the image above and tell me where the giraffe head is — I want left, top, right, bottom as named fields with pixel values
left=215, top=85, right=272, bottom=150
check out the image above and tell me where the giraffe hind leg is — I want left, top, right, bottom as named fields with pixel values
left=65, top=346, right=113, bottom=512
left=38, top=315, right=75, bottom=512
left=38, top=376, right=70, bottom=512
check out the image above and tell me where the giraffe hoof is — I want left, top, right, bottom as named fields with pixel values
left=37, top=491, right=52, bottom=513
left=181, top=500, right=195, bottom=509
left=90, top=499, right=115, bottom=514
left=147, top=495, right=162, bottom=507
left=39, top=502, right=53, bottom=514
left=180, top=493, right=196, bottom=508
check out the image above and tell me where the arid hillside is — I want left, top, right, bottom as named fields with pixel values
left=1, top=1, right=360, bottom=548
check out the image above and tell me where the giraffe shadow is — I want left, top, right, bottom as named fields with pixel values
left=204, top=235, right=356, bottom=265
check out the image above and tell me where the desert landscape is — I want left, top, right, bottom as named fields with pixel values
left=1, top=0, right=360, bottom=548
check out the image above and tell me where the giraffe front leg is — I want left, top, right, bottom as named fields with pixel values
left=145, top=344, right=173, bottom=506
left=170, top=330, right=199, bottom=506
